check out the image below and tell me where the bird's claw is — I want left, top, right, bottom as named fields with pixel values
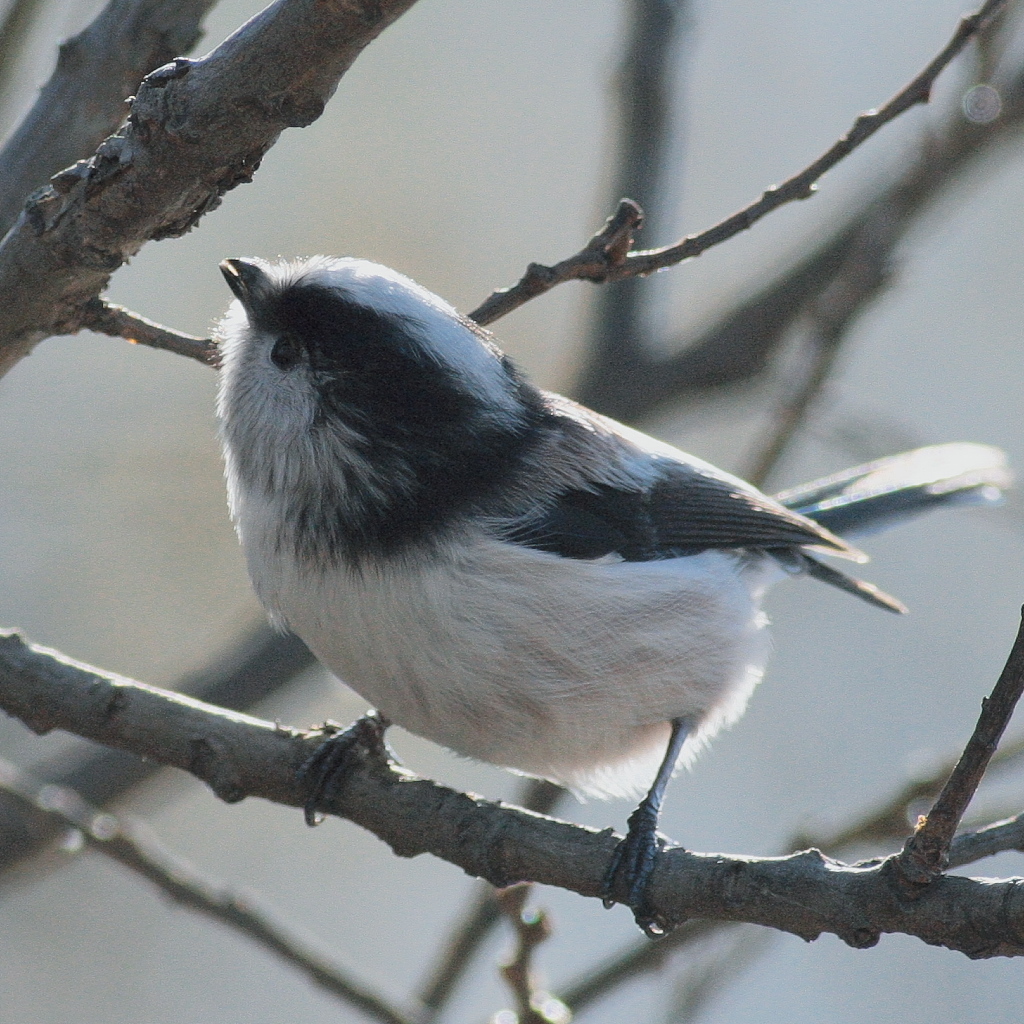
left=600, top=800, right=672, bottom=937
left=297, top=711, right=391, bottom=826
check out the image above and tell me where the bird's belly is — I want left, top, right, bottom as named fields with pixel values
left=277, top=538, right=774, bottom=799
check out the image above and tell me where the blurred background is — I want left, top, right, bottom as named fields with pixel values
left=1, top=0, right=1024, bottom=1020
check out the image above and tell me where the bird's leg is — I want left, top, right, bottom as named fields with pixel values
left=297, top=710, right=392, bottom=826
left=600, top=716, right=693, bottom=937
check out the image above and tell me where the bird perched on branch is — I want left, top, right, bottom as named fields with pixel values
left=216, top=255, right=1009, bottom=934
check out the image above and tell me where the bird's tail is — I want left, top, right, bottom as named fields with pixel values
left=774, top=443, right=1010, bottom=536
left=771, top=443, right=1011, bottom=614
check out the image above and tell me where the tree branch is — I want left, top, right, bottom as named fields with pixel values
left=898, top=610, right=1024, bottom=884
left=468, top=200, right=644, bottom=326
left=0, top=0, right=420, bottom=379
left=80, top=297, right=218, bottom=365
left=417, top=778, right=565, bottom=1021
left=467, top=0, right=1007, bottom=330
left=3, top=629, right=1024, bottom=958
left=0, top=0, right=218, bottom=235
left=948, top=812, right=1024, bottom=869
left=0, top=621, right=313, bottom=875
left=0, top=758, right=416, bottom=1024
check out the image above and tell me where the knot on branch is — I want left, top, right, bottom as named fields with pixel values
left=579, top=197, right=645, bottom=282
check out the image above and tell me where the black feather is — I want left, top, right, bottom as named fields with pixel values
left=253, top=281, right=554, bottom=562
left=506, top=459, right=854, bottom=563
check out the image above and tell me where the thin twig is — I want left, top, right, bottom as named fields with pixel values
left=0, top=758, right=417, bottom=1024
left=468, top=200, right=643, bottom=326
left=898, top=610, right=1024, bottom=884
left=417, top=778, right=565, bottom=1020
left=493, top=884, right=567, bottom=1024
left=947, top=812, right=1024, bottom=869
left=80, top=297, right=219, bottom=366
left=468, top=0, right=1007, bottom=328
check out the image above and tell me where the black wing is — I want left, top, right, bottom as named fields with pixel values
left=504, top=458, right=858, bottom=563
left=502, top=466, right=907, bottom=612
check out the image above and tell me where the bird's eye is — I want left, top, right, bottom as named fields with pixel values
left=270, top=332, right=304, bottom=370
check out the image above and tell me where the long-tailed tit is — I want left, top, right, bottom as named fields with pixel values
left=216, top=256, right=1009, bottom=933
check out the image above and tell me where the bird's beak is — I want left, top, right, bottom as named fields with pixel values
left=219, top=258, right=270, bottom=313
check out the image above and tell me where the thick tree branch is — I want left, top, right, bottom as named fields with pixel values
left=0, top=620, right=313, bottom=874
left=469, top=0, right=1007, bottom=330
left=3, top=630, right=1024, bottom=958
left=0, top=759, right=416, bottom=1024
left=0, top=0, right=420, bottom=379
left=0, top=0, right=218, bottom=235
left=554, top=736, right=1024, bottom=1012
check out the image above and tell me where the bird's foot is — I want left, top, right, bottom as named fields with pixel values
left=600, top=798, right=672, bottom=937
left=297, top=711, right=391, bottom=826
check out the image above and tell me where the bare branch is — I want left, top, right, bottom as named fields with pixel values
left=0, top=0, right=421, bottom=379
left=4, top=630, right=1024, bottom=957
left=417, top=778, right=565, bottom=1020
left=0, top=759, right=416, bottom=1024
left=898, top=611, right=1024, bottom=884
left=553, top=710, right=1024, bottom=1010
left=494, top=884, right=567, bottom=1024
left=0, top=0, right=218, bottom=235
left=469, top=0, right=1007, bottom=329
left=80, top=297, right=218, bottom=366
left=619, top=0, right=1008, bottom=278
left=468, top=200, right=644, bottom=326
left=948, top=812, right=1024, bottom=869
left=0, top=621, right=313, bottom=875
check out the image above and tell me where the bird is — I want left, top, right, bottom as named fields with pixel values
left=215, top=255, right=1010, bottom=934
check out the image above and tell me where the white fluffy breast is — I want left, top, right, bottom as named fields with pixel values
left=249, top=521, right=776, bottom=799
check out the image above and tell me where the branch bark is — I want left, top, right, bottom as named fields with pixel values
left=3, top=629, right=1024, bottom=959
left=468, top=0, right=1008, bottom=332
left=0, top=621, right=313, bottom=874
left=0, top=758, right=416, bottom=1024
left=0, top=0, right=420, bottom=378
left=899, top=611, right=1024, bottom=884
left=0, top=0, right=218, bottom=235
